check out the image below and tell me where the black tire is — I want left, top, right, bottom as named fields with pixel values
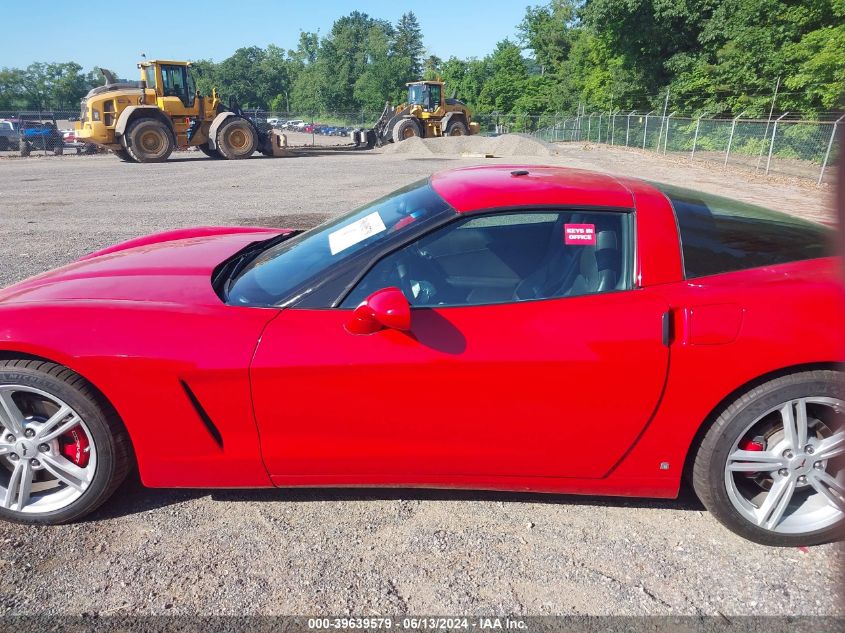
left=692, top=370, right=844, bottom=546
left=0, top=359, right=132, bottom=525
left=112, top=148, right=135, bottom=162
left=392, top=118, right=421, bottom=143
left=19, top=140, right=31, bottom=157
left=53, top=141, right=64, bottom=156
left=445, top=119, right=469, bottom=136
left=124, top=117, right=174, bottom=163
left=0, top=138, right=8, bottom=151
left=216, top=117, right=258, bottom=159
left=198, top=143, right=222, bottom=159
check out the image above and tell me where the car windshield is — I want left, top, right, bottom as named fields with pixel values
left=227, top=180, right=454, bottom=306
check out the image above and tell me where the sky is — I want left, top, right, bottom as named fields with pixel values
left=2, top=1, right=529, bottom=77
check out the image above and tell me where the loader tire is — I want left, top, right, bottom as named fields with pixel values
left=392, top=118, right=421, bottom=143
left=446, top=120, right=469, bottom=136
left=124, top=118, right=174, bottom=163
left=198, top=143, right=222, bottom=159
left=216, top=117, right=257, bottom=159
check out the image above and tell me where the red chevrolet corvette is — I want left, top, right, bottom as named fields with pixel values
left=0, top=166, right=842, bottom=545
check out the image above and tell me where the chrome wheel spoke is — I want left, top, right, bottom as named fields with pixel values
left=727, top=449, right=786, bottom=472
left=780, top=399, right=808, bottom=452
left=0, top=445, right=10, bottom=457
left=807, top=471, right=845, bottom=512
left=37, top=407, right=79, bottom=443
left=755, top=475, right=797, bottom=530
left=814, top=431, right=845, bottom=461
left=40, top=454, right=91, bottom=492
left=2, top=460, right=33, bottom=511
left=0, top=388, right=26, bottom=437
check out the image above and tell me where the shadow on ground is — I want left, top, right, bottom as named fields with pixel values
left=89, top=472, right=705, bottom=523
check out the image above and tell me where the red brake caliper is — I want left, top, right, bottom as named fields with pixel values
left=739, top=438, right=764, bottom=477
left=59, top=426, right=90, bottom=467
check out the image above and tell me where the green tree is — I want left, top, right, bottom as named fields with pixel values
left=393, top=11, right=425, bottom=80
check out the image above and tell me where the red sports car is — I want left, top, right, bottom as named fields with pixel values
left=0, top=166, right=842, bottom=546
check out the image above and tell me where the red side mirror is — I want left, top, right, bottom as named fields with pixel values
left=345, top=287, right=411, bottom=335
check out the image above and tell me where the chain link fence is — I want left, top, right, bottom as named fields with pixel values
left=2, top=106, right=841, bottom=185
left=533, top=112, right=842, bottom=185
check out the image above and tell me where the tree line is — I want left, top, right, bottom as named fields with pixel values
left=1, top=2, right=842, bottom=118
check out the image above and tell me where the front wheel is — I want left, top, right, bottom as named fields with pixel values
left=692, top=370, right=844, bottom=546
left=0, top=360, right=132, bottom=524
left=216, top=117, right=258, bottom=159
left=445, top=120, right=469, bottom=136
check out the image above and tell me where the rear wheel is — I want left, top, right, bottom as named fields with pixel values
left=0, top=360, right=132, bottom=525
left=692, top=370, right=844, bottom=546
left=124, top=117, right=174, bottom=163
left=0, top=138, right=8, bottom=151
left=52, top=139, right=64, bottom=156
left=392, top=118, right=421, bottom=143
left=216, top=117, right=257, bottom=159
left=19, top=140, right=31, bottom=157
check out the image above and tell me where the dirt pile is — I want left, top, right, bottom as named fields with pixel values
left=383, top=133, right=559, bottom=157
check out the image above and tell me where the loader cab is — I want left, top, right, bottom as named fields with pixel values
left=140, top=61, right=197, bottom=109
left=407, top=81, right=443, bottom=113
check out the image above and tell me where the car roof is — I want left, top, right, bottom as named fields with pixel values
left=430, top=165, right=637, bottom=213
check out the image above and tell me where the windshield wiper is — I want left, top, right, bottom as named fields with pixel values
left=212, top=230, right=303, bottom=298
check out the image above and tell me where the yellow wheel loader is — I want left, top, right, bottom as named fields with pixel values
left=365, top=80, right=481, bottom=147
left=75, top=61, right=283, bottom=162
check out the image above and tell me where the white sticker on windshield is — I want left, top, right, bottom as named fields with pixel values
left=328, top=211, right=387, bottom=255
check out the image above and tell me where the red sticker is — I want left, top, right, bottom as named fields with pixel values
left=564, top=224, right=596, bottom=245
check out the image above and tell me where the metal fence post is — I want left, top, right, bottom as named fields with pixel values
left=625, top=111, right=635, bottom=147
left=690, top=113, right=708, bottom=160
left=724, top=111, right=747, bottom=167
left=817, top=114, right=844, bottom=185
left=597, top=114, right=603, bottom=143
left=663, top=111, right=676, bottom=154
left=610, top=111, right=616, bottom=145
left=642, top=110, right=655, bottom=150
left=765, top=112, right=789, bottom=175
left=587, top=113, right=594, bottom=142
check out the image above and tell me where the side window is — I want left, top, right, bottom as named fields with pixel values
left=659, top=185, right=831, bottom=279
left=342, top=211, right=630, bottom=308
left=144, top=66, right=156, bottom=89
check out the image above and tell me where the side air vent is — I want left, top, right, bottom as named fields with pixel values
left=179, top=380, right=224, bottom=450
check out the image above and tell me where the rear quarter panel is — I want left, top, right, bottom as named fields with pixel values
left=610, top=257, right=845, bottom=491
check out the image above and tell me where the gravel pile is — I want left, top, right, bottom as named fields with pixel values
left=384, top=134, right=559, bottom=157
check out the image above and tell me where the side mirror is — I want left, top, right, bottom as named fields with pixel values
left=345, top=287, right=411, bottom=335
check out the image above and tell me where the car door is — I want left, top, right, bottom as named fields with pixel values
left=250, top=210, right=670, bottom=482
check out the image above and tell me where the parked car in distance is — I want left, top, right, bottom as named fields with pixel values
left=0, top=120, right=21, bottom=151
left=0, top=166, right=841, bottom=546
left=62, top=130, right=98, bottom=155
left=17, top=113, right=64, bottom=155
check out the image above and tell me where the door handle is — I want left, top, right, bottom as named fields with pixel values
left=662, top=310, right=673, bottom=346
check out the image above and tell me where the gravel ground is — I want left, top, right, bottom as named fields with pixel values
left=0, top=143, right=841, bottom=616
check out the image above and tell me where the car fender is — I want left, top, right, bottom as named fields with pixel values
left=0, top=301, right=276, bottom=488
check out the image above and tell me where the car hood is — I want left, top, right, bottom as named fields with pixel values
left=0, top=227, right=289, bottom=307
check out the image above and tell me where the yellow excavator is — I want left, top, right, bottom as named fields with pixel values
left=75, top=60, right=285, bottom=162
left=366, top=80, right=481, bottom=146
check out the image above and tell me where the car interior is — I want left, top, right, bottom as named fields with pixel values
left=343, top=211, right=629, bottom=307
